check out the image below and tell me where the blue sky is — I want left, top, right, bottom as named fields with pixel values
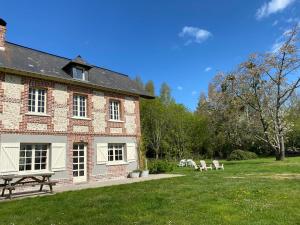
left=1, top=0, right=300, bottom=110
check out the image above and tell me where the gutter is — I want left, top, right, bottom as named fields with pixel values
left=0, top=67, right=154, bottom=99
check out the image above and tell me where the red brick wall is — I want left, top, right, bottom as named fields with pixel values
left=19, top=77, right=54, bottom=132
left=0, top=72, right=4, bottom=129
left=0, top=73, right=142, bottom=182
left=107, top=165, right=128, bottom=178
left=0, top=73, right=141, bottom=137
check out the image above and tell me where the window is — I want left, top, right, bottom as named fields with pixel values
left=108, top=144, right=124, bottom=162
left=19, top=144, right=48, bottom=172
left=73, top=143, right=85, bottom=177
left=73, top=67, right=86, bottom=80
left=28, top=88, right=46, bottom=114
left=109, top=100, right=120, bottom=121
left=73, top=95, right=87, bottom=117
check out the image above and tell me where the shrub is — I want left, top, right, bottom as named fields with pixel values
left=149, top=160, right=175, bottom=174
left=228, top=149, right=258, bottom=161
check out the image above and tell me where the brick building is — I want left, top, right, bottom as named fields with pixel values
left=0, top=19, right=153, bottom=184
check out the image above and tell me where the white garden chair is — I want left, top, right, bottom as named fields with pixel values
left=189, top=160, right=199, bottom=170
left=186, top=159, right=195, bottom=167
left=178, top=159, right=187, bottom=167
left=199, top=160, right=212, bottom=171
left=212, top=160, right=224, bottom=170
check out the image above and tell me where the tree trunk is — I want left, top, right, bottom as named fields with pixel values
left=275, top=136, right=285, bottom=160
left=279, top=135, right=285, bottom=160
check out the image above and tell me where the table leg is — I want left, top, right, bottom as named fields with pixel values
left=48, top=176, right=53, bottom=193
left=8, top=187, right=12, bottom=200
left=1, top=179, right=7, bottom=197
left=39, top=176, right=46, bottom=191
left=8, top=179, right=12, bottom=200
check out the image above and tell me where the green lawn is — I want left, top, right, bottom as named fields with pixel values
left=1, top=157, right=300, bottom=225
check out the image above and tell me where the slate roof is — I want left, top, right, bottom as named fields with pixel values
left=0, top=42, right=153, bottom=98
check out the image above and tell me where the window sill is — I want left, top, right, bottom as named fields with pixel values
left=25, top=113, right=51, bottom=117
left=106, top=162, right=129, bottom=166
left=108, top=120, right=124, bottom=123
left=17, top=170, right=53, bottom=176
left=71, top=116, right=91, bottom=121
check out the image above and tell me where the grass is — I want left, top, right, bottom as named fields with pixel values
left=1, top=157, right=300, bottom=225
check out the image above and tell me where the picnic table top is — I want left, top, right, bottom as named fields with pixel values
left=0, top=171, right=55, bottom=179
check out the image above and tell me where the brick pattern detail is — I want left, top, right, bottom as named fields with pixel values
left=19, top=77, right=54, bottom=132
left=107, top=165, right=128, bottom=178
left=105, top=92, right=126, bottom=134
left=0, top=73, right=141, bottom=137
left=67, top=134, right=94, bottom=182
left=0, top=73, right=142, bottom=181
left=67, top=85, right=94, bottom=134
left=0, top=72, right=4, bottom=129
left=135, top=99, right=141, bottom=138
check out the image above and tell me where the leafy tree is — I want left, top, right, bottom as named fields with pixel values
left=145, top=80, right=155, bottom=96
left=159, top=82, right=174, bottom=105
left=134, top=75, right=144, bottom=90
left=141, top=98, right=166, bottom=159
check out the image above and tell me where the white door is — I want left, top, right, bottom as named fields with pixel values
left=73, top=143, right=87, bottom=183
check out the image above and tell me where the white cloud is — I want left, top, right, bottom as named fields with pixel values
left=271, top=40, right=285, bottom=53
left=256, top=0, right=295, bottom=19
left=270, top=28, right=293, bottom=53
left=286, top=17, right=300, bottom=26
left=192, top=91, right=197, bottom=96
left=272, top=20, right=279, bottom=26
left=179, top=26, right=212, bottom=45
left=204, top=67, right=212, bottom=72
left=177, top=86, right=183, bottom=91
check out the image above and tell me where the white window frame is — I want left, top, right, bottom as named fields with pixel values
left=73, top=95, right=87, bottom=118
left=108, top=144, right=124, bottom=162
left=73, top=67, right=86, bottom=81
left=28, top=88, right=47, bottom=114
left=19, top=144, right=49, bottom=173
left=109, top=100, right=120, bottom=121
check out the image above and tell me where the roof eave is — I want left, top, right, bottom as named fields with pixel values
left=0, top=67, right=154, bottom=99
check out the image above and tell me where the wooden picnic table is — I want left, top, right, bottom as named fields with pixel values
left=0, top=172, right=56, bottom=199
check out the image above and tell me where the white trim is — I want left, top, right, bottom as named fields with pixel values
left=126, top=143, right=136, bottom=162
left=0, top=143, right=20, bottom=174
left=108, top=143, right=125, bottom=163
left=106, top=162, right=129, bottom=166
left=28, top=88, right=47, bottom=114
left=51, top=143, right=66, bottom=171
left=96, top=143, right=108, bottom=164
left=109, top=100, right=120, bottom=121
left=73, top=67, right=87, bottom=81
left=73, top=95, right=87, bottom=118
left=71, top=116, right=91, bottom=120
left=73, top=143, right=87, bottom=183
left=108, top=119, right=124, bottom=123
left=19, top=143, right=49, bottom=173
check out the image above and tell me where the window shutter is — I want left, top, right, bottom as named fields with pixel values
left=51, top=143, right=66, bottom=171
left=0, top=143, right=20, bottom=174
left=97, top=143, right=108, bottom=164
left=126, top=143, right=136, bottom=162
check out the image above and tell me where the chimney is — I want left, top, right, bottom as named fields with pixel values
left=0, top=18, right=7, bottom=51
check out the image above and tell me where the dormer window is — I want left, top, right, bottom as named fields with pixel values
left=63, top=55, right=92, bottom=81
left=73, top=67, right=86, bottom=80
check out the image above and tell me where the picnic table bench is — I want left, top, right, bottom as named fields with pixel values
left=0, top=172, right=57, bottom=199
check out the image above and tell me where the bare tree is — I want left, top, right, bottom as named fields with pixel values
left=229, top=27, right=300, bottom=160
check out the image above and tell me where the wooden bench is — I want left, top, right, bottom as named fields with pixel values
left=0, top=172, right=56, bottom=199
